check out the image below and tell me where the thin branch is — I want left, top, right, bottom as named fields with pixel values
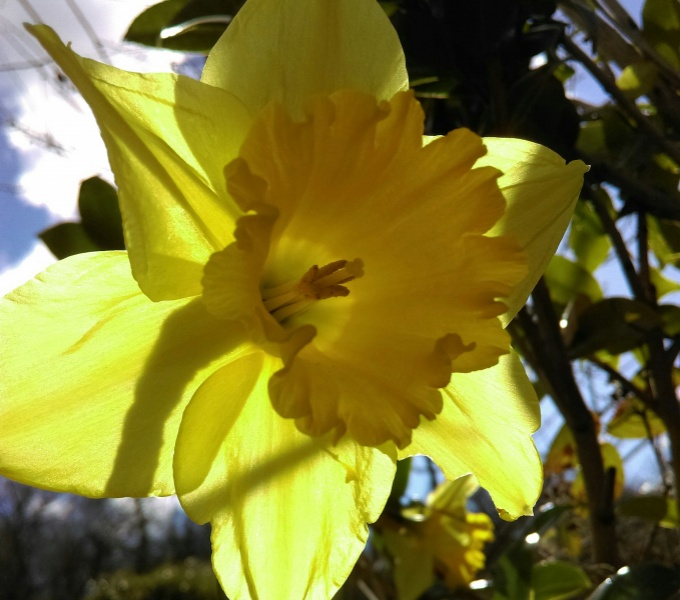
left=588, top=355, right=653, bottom=405
left=594, top=0, right=680, bottom=90
left=588, top=187, right=647, bottom=300
left=562, top=35, right=680, bottom=167
left=637, top=211, right=654, bottom=303
left=0, top=59, right=51, bottom=71
left=666, top=336, right=680, bottom=365
left=640, top=407, right=671, bottom=492
left=559, top=0, right=641, bottom=67
left=586, top=159, right=680, bottom=220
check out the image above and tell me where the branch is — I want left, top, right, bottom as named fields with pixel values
left=586, top=159, right=680, bottom=221
left=561, top=35, right=680, bottom=167
left=521, top=280, right=621, bottom=567
left=588, top=187, right=647, bottom=299
left=593, top=0, right=680, bottom=90
left=588, top=355, right=652, bottom=405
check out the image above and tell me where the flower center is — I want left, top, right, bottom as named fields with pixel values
left=261, top=259, right=363, bottom=322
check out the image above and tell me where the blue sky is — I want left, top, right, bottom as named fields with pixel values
left=0, top=93, right=51, bottom=269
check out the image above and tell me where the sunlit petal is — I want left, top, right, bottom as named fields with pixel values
left=29, top=25, right=252, bottom=300
left=202, top=0, right=408, bottom=117
left=480, top=138, right=588, bottom=322
left=0, top=252, right=249, bottom=497
left=175, top=353, right=396, bottom=599
left=400, top=350, right=542, bottom=520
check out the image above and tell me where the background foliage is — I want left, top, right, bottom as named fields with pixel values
left=5, top=0, right=680, bottom=598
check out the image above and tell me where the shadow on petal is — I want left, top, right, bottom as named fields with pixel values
left=105, top=298, right=247, bottom=496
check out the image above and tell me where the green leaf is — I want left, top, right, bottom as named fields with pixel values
left=524, top=505, right=571, bottom=537
left=39, top=222, right=101, bottom=259
left=492, top=541, right=533, bottom=600
left=569, top=200, right=610, bottom=272
left=545, top=423, right=578, bottom=475
left=382, top=529, right=434, bottom=600
left=618, top=495, right=678, bottom=528
left=507, top=65, right=580, bottom=156
left=648, top=216, right=680, bottom=266
left=616, top=61, right=659, bottom=99
left=492, top=506, right=571, bottom=600
left=638, top=153, right=680, bottom=198
left=531, top=561, right=591, bottom=600
left=390, top=457, right=412, bottom=504
left=577, top=107, right=636, bottom=162
left=78, top=177, right=125, bottom=250
left=643, top=0, right=680, bottom=69
left=412, top=76, right=458, bottom=99
left=650, top=268, right=680, bottom=299
left=154, top=20, right=232, bottom=53
left=607, top=398, right=666, bottom=439
left=125, top=0, right=238, bottom=52
left=125, top=0, right=191, bottom=47
left=568, top=298, right=663, bottom=358
left=379, top=0, right=400, bottom=17
left=544, top=255, right=603, bottom=306
left=659, top=304, right=680, bottom=336
left=553, top=62, right=576, bottom=84
left=588, top=563, right=680, bottom=599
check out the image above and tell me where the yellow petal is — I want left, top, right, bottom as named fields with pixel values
left=479, top=138, right=588, bottom=322
left=427, top=473, right=480, bottom=512
left=430, top=510, right=494, bottom=589
left=202, top=0, right=408, bottom=117
left=400, top=350, right=542, bottom=520
left=201, top=200, right=282, bottom=345
left=174, top=353, right=395, bottom=599
left=0, top=252, right=249, bottom=497
left=227, top=89, right=527, bottom=448
left=270, top=341, right=444, bottom=449
left=28, top=25, right=252, bottom=301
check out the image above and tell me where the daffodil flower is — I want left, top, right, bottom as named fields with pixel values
left=0, top=0, right=586, bottom=598
left=382, top=474, right=494, bottom=599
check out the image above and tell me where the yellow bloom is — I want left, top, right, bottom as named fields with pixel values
left=424, top=476, right=495, bottom=590
left=383, top=475, right=494, bottom=599
left=0, top=0, right=586, bottom=598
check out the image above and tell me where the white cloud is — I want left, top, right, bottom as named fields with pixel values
left=0, top=242, right=53, bottom=295
left=1, top=0, right=190, bottom=294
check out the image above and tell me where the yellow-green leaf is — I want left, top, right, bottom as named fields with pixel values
left=531, top=561, right=592, bottom=600
left=544, top=255, right=603, bottom=306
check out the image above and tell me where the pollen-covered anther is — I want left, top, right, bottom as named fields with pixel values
left=262, top=259, right=363, bottom=322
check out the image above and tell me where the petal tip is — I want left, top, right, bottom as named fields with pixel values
left=497, top=504, right=535, bottom=522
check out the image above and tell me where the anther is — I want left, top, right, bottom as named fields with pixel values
left=261, top=259, right=362, bottom=322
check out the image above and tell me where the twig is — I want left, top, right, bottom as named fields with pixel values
left=593, top=0, right=680, bottom=90
left=588, top=355, right=653, bottom=405
left=562, top=36, right=680, bottom=167
left=640, top=407, right=671, bottom=492
left=588, top=187, right=647, bottom=299
left=586, top=159, right=680, bottom=221
left=637, top=212, right=654, bottom=302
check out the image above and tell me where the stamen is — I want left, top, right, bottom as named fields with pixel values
left=261, top=259, right=362, bottom=322
left=298, top=260, right=354, bottom=300
left=261, top=280, right=297, bottom=301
